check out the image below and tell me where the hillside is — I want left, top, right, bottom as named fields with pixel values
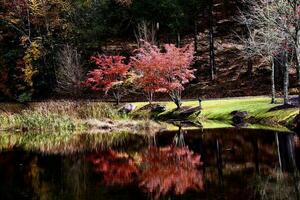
left=98, top=0, right=299, bottom=101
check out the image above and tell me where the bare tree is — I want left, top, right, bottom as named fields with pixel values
left=55, top=45, right=84, bottom=96
left=134, top=20, right=159, bottom=47
left=239, top=0, right=290, bottom=104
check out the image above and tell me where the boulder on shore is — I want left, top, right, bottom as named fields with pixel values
left=119, top=103, right=136, bottom=114
left=231, top=111, right=248, bottom=125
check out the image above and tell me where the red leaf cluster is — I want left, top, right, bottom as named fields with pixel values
left=88, top=146, right=203, bottom=199
left=139, top=146, right=204, bottom=199
left=131, top=42, right=195, bottom=94
left=87, top=150, right=138, bottom=186
left=83, top=55, right=130, bottom=93
left=3, top=0, right=28, bottom=12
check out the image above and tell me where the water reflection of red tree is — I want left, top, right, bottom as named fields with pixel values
left=88, top=146, right=204, bottom=199
left=87, top=150, right=138, bottom=185
left=139, top=146, right=204, bottom=199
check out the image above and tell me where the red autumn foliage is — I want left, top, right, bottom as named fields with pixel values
left=88, top=146, right=203, bottom=199
left=139, top=146, right=204, bottom=199
left=131, top=42, right=195, bottom=105
left=84, top=55, right=130, bottom=92
left=83, top=55, right=130, bottom=103
left=3, top=0, right=28, bottom=12
left=87, top=150, right=139, bottom=186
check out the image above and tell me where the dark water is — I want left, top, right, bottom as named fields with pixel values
left=0, top=128, right=299, bottom=200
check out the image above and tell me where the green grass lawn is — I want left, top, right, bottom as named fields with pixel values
left=133, top=96, right=299, bottom=127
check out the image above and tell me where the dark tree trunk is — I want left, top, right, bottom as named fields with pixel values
left=277, top=133, right=297, bottom=172
left=194, top=20, right=198, bottom=53
left=251, top=137, right=260, bottom=174
left=177, top=32, right=181, bottom=48
left=247, top=59, right=253, bottom=78
left=208, top=0, right=216, bottom=80
left=215, top=139, right=224, bottom=188
left=113, top=91, right=121, bottom=105
left=275, top=133, right=283, bottom=171
left=174, top=98, right=182, bottom=110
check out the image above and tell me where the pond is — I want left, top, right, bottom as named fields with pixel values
left=0, top=127, right=299, bottom=200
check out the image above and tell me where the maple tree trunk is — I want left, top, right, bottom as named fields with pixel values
left=174, top=98, right=182, bottom=110
left=147, top=92, right=154, bottom=104
left=113, top=91, right=121, bottom=105
left=170, top=90, right=182, bottom=109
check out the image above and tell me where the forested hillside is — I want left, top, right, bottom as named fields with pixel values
left=0, top=0, right=299, bottom=101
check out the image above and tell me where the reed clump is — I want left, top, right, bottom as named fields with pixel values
left=0, top=101, right=154, bottom=132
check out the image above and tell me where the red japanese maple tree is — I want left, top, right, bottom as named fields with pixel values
left=131, top=42, right=195, bottom=108
left=83, top=55, right=130, bottom=104
left=131, top=43, right=168, bottom=103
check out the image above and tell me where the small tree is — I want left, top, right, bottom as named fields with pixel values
left=55, top=44, right=84, bottom=96
left=131, top=42, right=195, bottom=108
left=163, top=43, right=195, bottom=109
left=131, top=43, right=167, bottom=103
left=83, top=55, right=130, bottom=105
left=134, top=20, right=159, bottom=47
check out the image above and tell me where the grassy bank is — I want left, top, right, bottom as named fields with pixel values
left=0, top=96, right=298, bottom=132
left=0, top=101, right=162, bottom=133
left=0, top=97, right=298, bottom=153
left=133, top=96, right=299, bottom=128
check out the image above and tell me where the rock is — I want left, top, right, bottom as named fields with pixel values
left=293, top=114, right=300, bottom=134
left=177, top=106, right=202, bottom=118
left=151, top=104, right=166, bottom=113
left=119, top=103, right=136, bottom=114
left=180, top=106, right=202, bottom=116
left=231, top=111, right=248, bottom=125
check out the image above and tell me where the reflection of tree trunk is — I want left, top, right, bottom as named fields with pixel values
left=251, top=137, right=260, bottom=174
left=277, top=133, right=297, bottom=172
left=286, top=135, right=297, bottom=172
left=64, top=157, right=88, bottom=200
left=278, top=134, right=300, bottom=199
left=193, top=133, right=206, bottom=176
left=275, top=133, right=282, bottom=171
left=208, top=0, right=216, bottom=80
left=215, top=139, right=223, bottom=188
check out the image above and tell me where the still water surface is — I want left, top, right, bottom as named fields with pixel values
left=0, top=128, right=299, bottom=200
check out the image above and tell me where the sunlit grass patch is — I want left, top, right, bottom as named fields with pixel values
left=133, top=96, right=299, bottom=127
left=0, top=101, right=129, bottom=131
